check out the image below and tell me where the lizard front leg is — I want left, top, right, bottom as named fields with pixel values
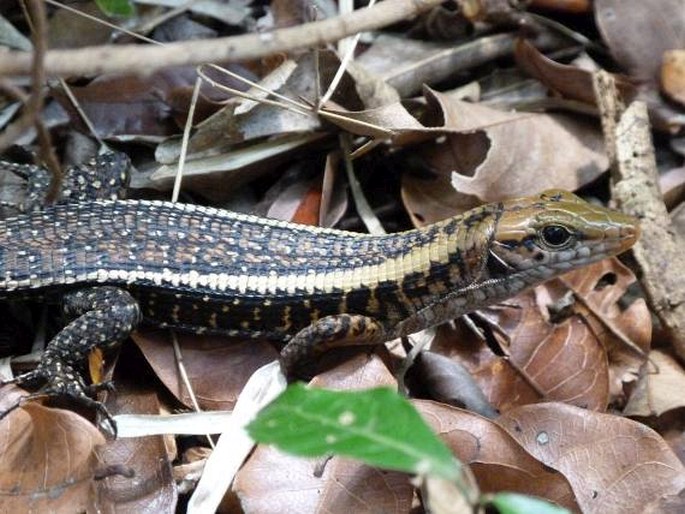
left=280, top=314, right=388, bottom=380
left=1, top=286, right=141, bottom=425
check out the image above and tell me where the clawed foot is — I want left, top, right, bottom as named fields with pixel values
left=0, top=364, right=117, bottom=436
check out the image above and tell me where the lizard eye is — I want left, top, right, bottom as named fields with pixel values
left=539, top=225, right=573, bottom=248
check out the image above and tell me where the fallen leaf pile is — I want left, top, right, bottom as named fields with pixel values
left=0, top=0, right=684, bottom=512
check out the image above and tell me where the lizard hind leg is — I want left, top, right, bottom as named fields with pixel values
left=0, top=286, right=141, bottom=427
left=279, top=314, right=388, bottom=380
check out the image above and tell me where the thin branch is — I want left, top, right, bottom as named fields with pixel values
left=0, top=0, right=61, bottom=200
left=28, top=0, right=61, bottom=204
left=0, top=0, right=444, bottom=78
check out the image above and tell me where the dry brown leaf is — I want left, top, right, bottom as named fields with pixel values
left=422, top=90, right=607, bottom=201
left=308, top=350, right=398, bottom=391
left=595, top=0, right=685, bottom=83
left=414, top=400, right=578, bottom=510
left=188, top=56, right=322, bottom=156
left=189, top=50, right=396, bottom=158
left=497, top=402, right=685, bottom=514
left=234, top=353, right=407, bottom=513
left=488, top=294, right=610, bottom=410
left=93, top=374, right=177, bottom=513
left=515, top=38, right=598, bottom=104
left=53, top=65, right=238, bottom=139
left=401, top=169, right=482, bottom=226
left=554, top=258, right=651, bottom=401
left=235, top=448, right=414, bottom=514
left=662, top=50, right=685, bottom=106
left=514, top=39, right=636, bottom=105
left=431, top=258, right=646, bottom=411
left=431, top=320, right=540, bottom=410
left=319, top=102, right=424, bottom=140
left=437, top=298, right=609, bottom=411
left=47, top=2, right=117, bottom=48
left=0, top=386, right=105, bottom=513
left=400, top=91, right=606, bottom=222
left=624, top=350, right=685, bottom=417
left=132, top=330, right=278, bottom=411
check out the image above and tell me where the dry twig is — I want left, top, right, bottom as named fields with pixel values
left=0, top=0, right=445, bottom=78
left=594, top=71, right=685, bottom=360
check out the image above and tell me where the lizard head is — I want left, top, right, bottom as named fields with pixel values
left=486, top=189, right=639, bottom=280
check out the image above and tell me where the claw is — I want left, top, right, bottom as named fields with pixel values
left=0, top=362, right=119, bottom=436
left=86, top=380, right=116, bottom=395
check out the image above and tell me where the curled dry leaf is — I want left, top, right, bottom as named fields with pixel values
left=422, top=89, right=607, bottom=202
left=514, top=39, right=636, bottom=105
left=497, top=402, right=685, bottom=514
left=132, top=330, right=278, bottom=411
left=0, top=386, right=105, bottom=513
left=405, top=110, right=602, bottom=222
left=624, top=350, right=685, bottom=417
left=515, top=38, right=598, bottom=104
left=399, top=94, right=608, bottom=219
left=414, top=400, right=578, bottom=510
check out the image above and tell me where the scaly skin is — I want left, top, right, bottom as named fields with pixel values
left=0, top=188, right=639, bottom=417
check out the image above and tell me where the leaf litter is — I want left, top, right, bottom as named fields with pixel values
left=0, top=0, right=684, bottom=512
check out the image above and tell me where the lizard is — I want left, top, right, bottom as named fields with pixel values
left=0, top=152, right=640, bottom=425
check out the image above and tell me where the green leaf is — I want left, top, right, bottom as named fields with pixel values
left=488, top=493, right=570, bottom=514
left=247, top=384, right=460, bottom=481
left=95, top=0, right=134, bottom=17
